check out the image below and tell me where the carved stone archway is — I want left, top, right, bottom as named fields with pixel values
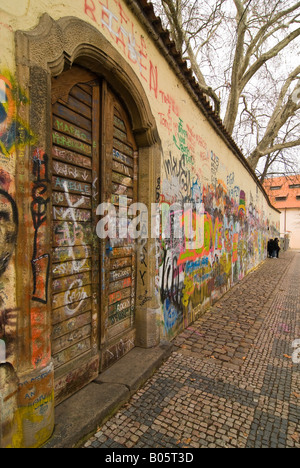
left=16, top=14, right=159, bottom=146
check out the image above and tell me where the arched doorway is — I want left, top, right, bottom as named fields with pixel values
left=16, top=14, right=160, bottom=410
left=51, top=66, right=140, bottom=403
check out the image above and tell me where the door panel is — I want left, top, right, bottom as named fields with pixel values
left=100, top=85, right=138, bottom=370
left=51, top=68, right=100, bottom=405
left=50, top=68, right=139, bottom=401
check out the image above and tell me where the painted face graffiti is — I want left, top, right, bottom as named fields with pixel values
left=0, top=173, right=18, bottom=365
left=0, top=189, right=18, bottom=277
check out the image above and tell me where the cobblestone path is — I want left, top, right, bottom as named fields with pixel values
left=84, top=251, right=300, bottom=448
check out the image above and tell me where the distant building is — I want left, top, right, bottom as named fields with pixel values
left=264, top=175, right=300, bottom=249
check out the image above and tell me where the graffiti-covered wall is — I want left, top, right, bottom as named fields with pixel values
left=0, top=70, right=53, bottom=448
left=0, top=0, right=279, bottom=448
left=157, top=118, right=279, bottom=338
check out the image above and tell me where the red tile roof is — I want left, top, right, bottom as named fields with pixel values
left=264, top=176, right=300, bottom=209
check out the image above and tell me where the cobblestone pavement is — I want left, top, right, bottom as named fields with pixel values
left=84, top=251, right=300, bottom=449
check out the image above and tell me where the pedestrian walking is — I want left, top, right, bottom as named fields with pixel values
left=267, top=239, right=274, bottom=258
left=274, top=238, right=281, bottom=258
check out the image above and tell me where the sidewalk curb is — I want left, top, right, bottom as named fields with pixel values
left=42, top=343, right=173, bottom=448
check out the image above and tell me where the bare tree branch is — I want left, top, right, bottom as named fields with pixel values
left=224, top=1, right=300, bottom=133
left=248, top=68, right=300, bottom=169
left=256, top=138, right=300, bottom=158
left=161, top=0, right=223, bottom=112
left=153, top=0, right=300, bottom=178
left=240, top=28, right=300, bottom=91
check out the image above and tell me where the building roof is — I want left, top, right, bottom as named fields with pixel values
left=264, top=175, right=300, bottom=210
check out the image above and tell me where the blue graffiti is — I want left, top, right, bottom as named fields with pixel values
left=163, top=298, right=179, bottom=333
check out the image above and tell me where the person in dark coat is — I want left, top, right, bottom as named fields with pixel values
left=274, top=238, right=281, bottom=258
left=267, top=239, right=274, bottom=258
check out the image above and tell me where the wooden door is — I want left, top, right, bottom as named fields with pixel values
left=50, top=69, right=138, bottom=403
left=51, top=67, right=100, bottom=405
left=100, top=84, right=138, bottom=370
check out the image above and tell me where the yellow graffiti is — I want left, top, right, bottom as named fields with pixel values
left=220, top=252, right=232, bottom=277
left=7, top=391, right=54, bottom=448
left=178, top=213, right=222, bottom=265
left=0, top=70, right=35, bottom=158
left=182, top=275, right=195, bottom=308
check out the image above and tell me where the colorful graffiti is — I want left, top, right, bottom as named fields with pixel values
left=84, top=0, right=159, bottom=98
left=81, top=0, right=279, bottom=339
left=0, top=72, right=34, bottom=158
left=0, top=69, right=54, bottom=446
left=158, top=118, right=278, bottom=338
